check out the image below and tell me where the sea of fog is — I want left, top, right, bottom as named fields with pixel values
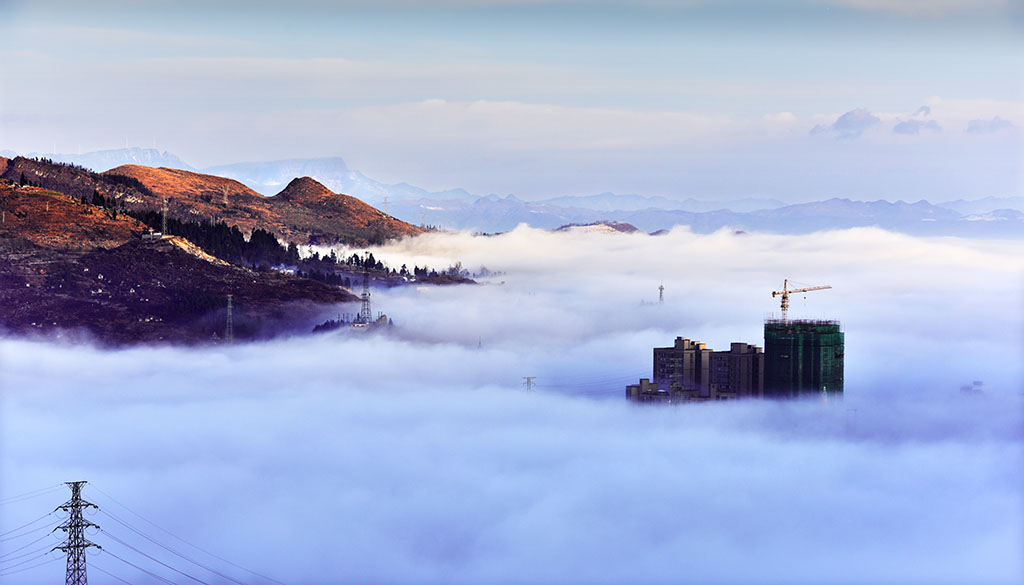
left=2, top=226, right=1022, bottom=585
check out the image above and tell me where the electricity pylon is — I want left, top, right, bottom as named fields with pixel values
left=226, top=294, right=234, bottom=344
left=358, top=253, right=372, bottom=324
left=52, top=481, right=101, bottom=585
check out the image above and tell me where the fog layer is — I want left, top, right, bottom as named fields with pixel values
left=3, top=227, right=1022, bottom=585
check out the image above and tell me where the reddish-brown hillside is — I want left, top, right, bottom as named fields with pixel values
left=106, top=165, right=425, bottom=245
left=0, top=181, right=149, bottom=250
left=2, top=156, right=116, bottom=201
left=274, top=176, right=335, bottom=203
left=267, top=177, right=425, bottom=245
left=0, top=174, right=361, bottom=345
left=104, top=164, right=271, bottom=232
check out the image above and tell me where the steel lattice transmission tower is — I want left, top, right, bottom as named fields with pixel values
left=52, top=481, right=101, bottom=585
left=358, top=253, right=372, bottom=324
left=225, top=294, right=234, bottom=343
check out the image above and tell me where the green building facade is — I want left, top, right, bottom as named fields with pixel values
left=763, top=320, right=844, bottom=397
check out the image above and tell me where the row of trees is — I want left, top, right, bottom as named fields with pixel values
left=121, top=205, right=466, bottom=285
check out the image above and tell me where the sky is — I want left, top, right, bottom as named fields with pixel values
left=2, top=226, right=1023, bottom=584
left=0, top=0, right=1022, bottom=201
left=1, top=3, right=1023, bottom=583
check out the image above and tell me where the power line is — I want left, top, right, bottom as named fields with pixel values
left=1, top=542, right=58, bottom=563
left=91, top=562, right=137, bottom=585
left=87, top=485, right=288, bottom=585
left=0, top=553, right=60, bottom=577
left=99, top=509, right=253, bottom=585
left=0, top=550, right=58, bottom=573
left=102, top=531, right=213, bottom=585
left=0, top=484, right=64, bottom=506
left=1, top=530, right=58, bottom=559
left=103, top=548, right=182, bottom=585
left=0, top=511, right=55, bottom=539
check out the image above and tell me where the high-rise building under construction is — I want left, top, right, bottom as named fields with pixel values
left=763, top=319, right=844, bottom=397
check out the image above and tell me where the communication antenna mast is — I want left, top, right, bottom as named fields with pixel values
left=771, top=279, right=831, bottom=323
left=52, top=481, right=101, bottom=585
left=225, top=294, right=234, bottom=343
left=658, top=284, right=664, bottom=303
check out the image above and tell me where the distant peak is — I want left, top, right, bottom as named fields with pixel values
left=275, top=176, right=334, bottom=201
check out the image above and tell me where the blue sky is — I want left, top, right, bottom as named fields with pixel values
left=1, top=0, right=1021, bottom=200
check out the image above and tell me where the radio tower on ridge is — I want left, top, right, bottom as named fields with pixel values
left=52, top=481, right=101, bottom=585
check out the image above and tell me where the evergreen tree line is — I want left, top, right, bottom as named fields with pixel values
left=120, top=205, right=464, bottom=285
left=22, top=158, right=157, bottom=198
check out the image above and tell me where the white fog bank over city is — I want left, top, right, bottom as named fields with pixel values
left=3, top=227, right=1022, bottom=585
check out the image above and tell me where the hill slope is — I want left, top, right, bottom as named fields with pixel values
left=0, top=182, right=149, bottom=249
left=107, top=164, right=426, bottom=245
left=0, top=178, right=358, bottom=344
left=0, top=157, right=425, bottom=246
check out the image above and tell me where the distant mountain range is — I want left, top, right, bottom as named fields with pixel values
left=204, top=157, right=479, bottom=207
left=4, top=147, right=1022, bottom=237
left=0, top=147, right=195, bottom=172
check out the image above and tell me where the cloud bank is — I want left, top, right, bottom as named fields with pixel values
left=893, top=119, right=941, bottom=135
left=2, top=227, right=1023, bottom=585
left=967, top=116, right=1016, bottom=134
left=811, top=108, right=881, bottom=139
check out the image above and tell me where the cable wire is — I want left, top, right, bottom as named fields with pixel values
left=0, top=550, right=55, bottom=572
left=0, top=530, right=58, bottom=559
left=0, top=554, right=59, bottom=577
left=103, top=548, right=183, bottom=585
left=93, top=560, right=147, bottom=585
left=102, top=530, right=214, bottom=585
left=0, top=541, right=58, bottom=564
left=0, top=512, right=55, bottom=539
left=0, top=485, right=65, bottom=507
left=99, top=508, right=253, bottom=585
left=0, top=484, right=64, bottom=505
left=88, top=485, right=288, bottom=585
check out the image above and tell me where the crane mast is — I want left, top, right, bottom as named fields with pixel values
left=772, top=279, right=831, bottom=323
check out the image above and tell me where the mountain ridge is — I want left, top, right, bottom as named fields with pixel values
left=0, top=178, right=358, bottom=345
left=5, top=149, right=1022, bottom=238
left=0, top=157, right=425, bottom=247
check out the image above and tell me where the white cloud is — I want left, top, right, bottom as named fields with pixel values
left=967, top=116, right=1016, bottom=134
left=2, top=227, right=1022, bottom=584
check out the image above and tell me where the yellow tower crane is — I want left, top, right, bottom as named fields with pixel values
left=772, top=279, right=831, bottom=323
